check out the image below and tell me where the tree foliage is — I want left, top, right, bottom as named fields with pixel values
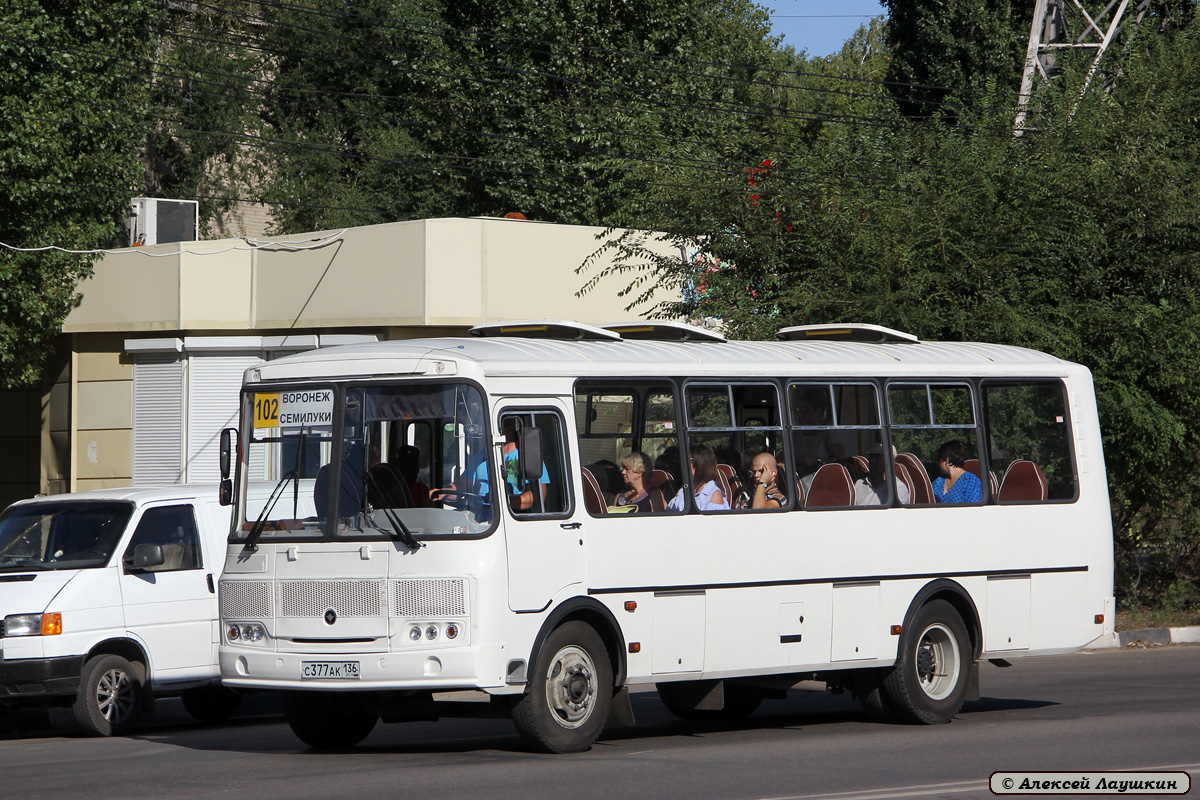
left=0, top=0, right=159, bottom=387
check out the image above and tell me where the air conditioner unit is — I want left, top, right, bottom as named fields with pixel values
left=129, top=198, right=199, bottom=246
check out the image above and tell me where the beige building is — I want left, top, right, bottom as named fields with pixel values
left=2, top=217, right=679, bottom=506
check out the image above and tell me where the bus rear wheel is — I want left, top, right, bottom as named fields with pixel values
left=884, top=600, right=971, bottom=724
left=512, top=621, right=612, bottom=753
left=284, top=692, right=378, bottom=749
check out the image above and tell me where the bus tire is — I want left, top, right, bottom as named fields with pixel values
left=884, top=600, right=971, bottom=724
left=512, top=621, right=612, bottom=753
left=181, top=685, right=242, bottom=722
left=284, top=692, right=377, bottom=749
left=73, top=654, right=142, bottom=736
left=656, top=681, right=764, bottom=721
left=853, top=669, right=899, bottom=722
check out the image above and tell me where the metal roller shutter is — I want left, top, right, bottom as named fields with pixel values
left=133, top=354, right=185, bottom=486
left=186, top=353, right=263, bottom=484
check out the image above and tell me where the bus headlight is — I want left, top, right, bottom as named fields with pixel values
left=226, top=623, right=268, bottom=644
left=409, top=625, right=422, bottom=641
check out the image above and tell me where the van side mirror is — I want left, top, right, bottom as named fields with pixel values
left=219, top=427, right=236, bottom=480
left=517, top=426, right=543, bottom=481
left=125, top=543, right=165, bottom=572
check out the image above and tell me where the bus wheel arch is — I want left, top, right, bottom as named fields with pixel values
left=527, top=597, right=626, bottom=690
left=900, top=579, right=982, bottom=662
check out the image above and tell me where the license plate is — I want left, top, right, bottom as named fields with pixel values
left=301, top=661, right=360, bottom=680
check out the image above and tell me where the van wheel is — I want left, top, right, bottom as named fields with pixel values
left=284, top=692, right=377, bottom=749
left=884, top=600, right=971, bottom=724
left=656, top=681, right=764, bottom=721
left=512, top=621, right=612, bottom=753
left=181, top=685, right=242, bottom=722
left=73, top=654, right=142, bottom=736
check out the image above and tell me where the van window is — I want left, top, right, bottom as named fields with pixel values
left=124, top=505, right=201, bottom=572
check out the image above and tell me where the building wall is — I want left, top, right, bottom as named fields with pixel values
left=72, top=334, right=134, bottom=492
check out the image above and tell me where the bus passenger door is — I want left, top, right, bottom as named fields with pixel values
left=496, top=403, right=586, bottom=612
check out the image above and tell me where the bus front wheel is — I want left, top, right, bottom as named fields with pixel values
left=884, top=600, right=971, bottom=724
left=284, top=692, right=377, bottom=749
left=512, top=621, right=612, bottom=753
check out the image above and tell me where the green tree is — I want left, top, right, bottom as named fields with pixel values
left=882, top=0, right=1036, bottom=122
left=0, top=0, right=160, bottom=386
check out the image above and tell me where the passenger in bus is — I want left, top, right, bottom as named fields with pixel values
left=668, top=445, right=730, bottom=511
left=854, top=444, right=911, bottom=505
left=393, top=444, right=431, bottom=507
left=931, top=440, right=983, bottom=504
left=735, top=452, right=787, bottom=509
left=615, top=451, right=655, bottom=513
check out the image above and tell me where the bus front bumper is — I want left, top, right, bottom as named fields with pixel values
left=219, top=643, right=510, bottom=692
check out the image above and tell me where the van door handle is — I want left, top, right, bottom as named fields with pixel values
left=206, top=573, right=216, bottom=594
left=560, top=522, right=582, bottom=530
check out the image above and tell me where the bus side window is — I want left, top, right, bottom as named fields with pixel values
left=500, top=410, right=572, bottom=518
left=983, top=381, right=1077, bottom=502
left=888, top=383, right=984, bottom=505
left=790, top=382, right=884, bottom=509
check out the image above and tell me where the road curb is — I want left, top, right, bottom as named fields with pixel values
left=1085, top=625, right=1200, bottom=649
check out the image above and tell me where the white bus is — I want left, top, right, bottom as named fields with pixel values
left=217, top=320, right=1114, bottom=752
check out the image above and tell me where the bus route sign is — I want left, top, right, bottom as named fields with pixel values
left=253, top=389, right=334, bottom=429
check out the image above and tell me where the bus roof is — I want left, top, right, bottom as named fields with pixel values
left=249, top=324, right=1083, bottom=384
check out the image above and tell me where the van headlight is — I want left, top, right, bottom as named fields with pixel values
left=3, top=613, right=61, bottom=637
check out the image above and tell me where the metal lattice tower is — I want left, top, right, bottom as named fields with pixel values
left=1014, top=0, right=1151, bottom=131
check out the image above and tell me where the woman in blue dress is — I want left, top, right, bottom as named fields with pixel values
left=668, top=445, right=730, bottom=511
left=931, top=440, right=983, bottom=503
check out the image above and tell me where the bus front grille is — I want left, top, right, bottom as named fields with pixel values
left=278, top=579, right=382, bottom=617
left=220, top=580, right=272, bottom=618
left=391, top=578, right=467, bottom=617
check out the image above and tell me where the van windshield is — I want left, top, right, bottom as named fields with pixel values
left=0, top=501, right=134, bottom=571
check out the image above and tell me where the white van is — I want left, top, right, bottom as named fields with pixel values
left=0, top=485, right=246, bottom=735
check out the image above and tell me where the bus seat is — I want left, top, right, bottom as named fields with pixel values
left=998, top=460, right=1048, bottom=502
left=649, top=469, right=674, bottom=496
left=794, top=477, right=805, bottom=508
left=648, top=487, right=667, bottom=512
left=894, top=461, right=915, bottom=504
left=714, top=463, right=735, bottom=503
left=582, top=467, right=607, bottom=515
left=805, top=463, right=854, bottom=508
left=852, top=455, right=869, bottom=476
left=963, top=458, right=1000, bottom=498
left=896, top=452, right=933, bottom=504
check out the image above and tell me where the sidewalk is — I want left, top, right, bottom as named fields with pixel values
left=1086, top=625, right=1200, bottom=649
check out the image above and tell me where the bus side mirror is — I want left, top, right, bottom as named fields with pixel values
left=219, top=480, right=233, bottom=506
left=517, top=426, right=543, bottom=481
left=220, top=428, right=235, bottom=480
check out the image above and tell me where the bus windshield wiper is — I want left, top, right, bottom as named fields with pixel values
left=243, top=469, right=298, bottom=553
left=362, top=469, right=423, bottom=550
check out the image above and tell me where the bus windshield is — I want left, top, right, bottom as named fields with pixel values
left=235, top=382, right=492, bottom=542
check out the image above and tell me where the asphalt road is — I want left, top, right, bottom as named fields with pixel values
left=1, top=645, right=1197, bottom=800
